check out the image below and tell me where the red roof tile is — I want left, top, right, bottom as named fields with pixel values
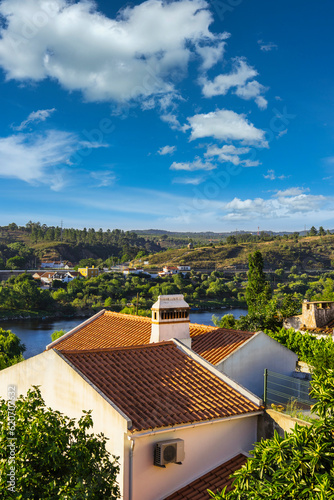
left=59, top=343, right=260, bottom=432
left=49, top=311, right=254, bottom=366
left=164, top=453, right=247, bottom=499
left=191, top=328, right=255, bottom=365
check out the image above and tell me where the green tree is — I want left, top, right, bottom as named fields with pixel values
left=209, top=370, right=334, bottom=499
left=309, top=225, right=318, bottom=236
left=0, top=329, right=25, bottom=370
left=51, top=329, right=67, bottom=342
left=245, top=251, right=271, bottom=315
left=318, top=226, right=326, bottom=236
left=0, top=387, right=120, bottom=499
left=6, top=255, right=25, bottom=270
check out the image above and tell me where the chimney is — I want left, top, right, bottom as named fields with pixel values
left=150, top=294, right=191, bottom=347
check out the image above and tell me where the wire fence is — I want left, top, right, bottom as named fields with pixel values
left=264, top=369, right=317, bottom=417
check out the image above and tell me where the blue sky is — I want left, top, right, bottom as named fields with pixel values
left=0, top=0, right=333, bottom=232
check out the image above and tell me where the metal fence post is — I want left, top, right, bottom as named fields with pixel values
left=264, top=368, right=268, bottom=408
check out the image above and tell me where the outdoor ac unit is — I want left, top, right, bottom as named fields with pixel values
left=154, top=439, right=185, bottom=467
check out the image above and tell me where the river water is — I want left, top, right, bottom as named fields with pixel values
left=1, top=308, right=247, bottom=359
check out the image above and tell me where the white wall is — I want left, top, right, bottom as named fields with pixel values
left=0, top=351, right=129, bottom=497
left=129, top=415, right=258, bottom=500
left=219, top=332, right=298, bottom=398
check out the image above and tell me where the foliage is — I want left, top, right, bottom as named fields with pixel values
left=0, top=329, right=25, bottom=370
left=51, top=329, right=67, bottom=342
left=0, top=387, right=120, bottom=499
left=208, top=370, right=334, bottom=499
left=245, top=251, right=271, bottom=315
left=266, top=328, right=334, bottom=373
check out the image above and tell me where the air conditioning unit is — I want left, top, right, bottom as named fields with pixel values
left=154, top=439, right=185, bottom=467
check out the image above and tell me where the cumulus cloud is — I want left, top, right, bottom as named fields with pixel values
left=0, top=130, right=107, bottom=190
left=199, top=58, right=268, bottom=109
left=205, top=144, right=250, bottom=165
left=196, top=32, right=230, bottom=70
left=158, top=145, right=176, bottom=156
left=0, top=0, right=218, bottom=104
left=170, top=157, right=216, bottom=171
left=222, top=188, right=327, bottom=221
left=13, top=108, right=56, bottom=131
left=187, top=109, right=268, bottom=146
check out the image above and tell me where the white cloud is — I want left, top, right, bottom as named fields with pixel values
left=0, top=0, right=219, bottom=104
left=187, top=109, right=268, bottom=146
left=172, top=176, right=204, bottom=185
left=273, top=187, right=308, bottom=197
left=199, top=58, right=268, bottom=109
left=14, top=108, right=56, bottom=131
left=170, top=157, right=216, bottom=171
left=263, top=169, right=276, bottom=180
left=258, top=40, right=278, bottom=52
left=90, top=170, right=116, bottom=187
left=205, top=144, right=250, bottom=165
left=0, top=130, right=106, bottom=189
left=160, top=113, right=185, bottom=131
left=158, top=145, right=176, bottom=156
left=196, top=33, right=230, bottom=70
left=222, top=189, right=328, bottom=221
left=264, top=169, right=288, bottom=180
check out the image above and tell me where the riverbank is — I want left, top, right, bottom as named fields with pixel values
left=0, top=299, right=247, bottom=322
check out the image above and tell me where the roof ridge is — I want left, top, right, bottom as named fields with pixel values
left=104, top=310, right=151, bottom=322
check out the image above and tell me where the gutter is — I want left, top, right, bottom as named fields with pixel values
left=130, top=411, right=263, bottom=439
left=128, top=437, right=135, bottom=500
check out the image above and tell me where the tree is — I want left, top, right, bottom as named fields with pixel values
left=51, top=329, right=67, bottom=342
left=318, top=226, right=326, bottom=236
left=209, top=369, right=334, bottom=499
left=0, top=329, right=25, bottom=370
left=0, top=387, right=120, bottom=499
left=309, top=226, right=318, bottom=236
left=245, top=251, right=271, bottom=315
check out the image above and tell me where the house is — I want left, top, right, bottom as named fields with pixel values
left=284, top=300, right=334, bottom=337
left=40, top=261, right=65, bottom=269
left=36, top=271, right=80, bottom=285
left=0, top=294, right=298, bottom=498
left=78, top=265, right=99, bottom=278
left=0, top=338, right=261, bottom=499
left=40, top=271, right=56, bottom=285
left=122, top=268, right=144, bottom=276
left=48, top=295, right=297, bottom=398
left=177, top=265, right=191, bottom=272
left=163, top=266, right=179, bottom=275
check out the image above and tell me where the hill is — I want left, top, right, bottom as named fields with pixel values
left=135, top=235, right=334, bottom=271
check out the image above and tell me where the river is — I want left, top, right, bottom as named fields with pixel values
left=2, top=308, right=247, bottom=359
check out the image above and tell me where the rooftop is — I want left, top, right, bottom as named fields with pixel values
left=59, top=342, right=260, bottom=432
left=191, top=328, right=255, bottom=365
left=48, top=310, right=255, bottom=366
left=164, top=453, right=247, bottom=500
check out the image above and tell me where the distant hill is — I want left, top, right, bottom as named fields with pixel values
left=134, top=235, right=334, bottom=271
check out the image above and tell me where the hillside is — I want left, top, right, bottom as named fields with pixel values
left=136, top=235, right=334, bottom=271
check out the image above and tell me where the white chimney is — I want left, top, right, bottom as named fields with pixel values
left=150, top=294, right=191, bottom=347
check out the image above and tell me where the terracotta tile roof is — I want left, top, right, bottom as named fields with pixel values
left=191, top=328, right=255, bottom=365
left=164, top=453, right=247, bottom=500
left=50, top=311, right=152, bottom=351
left=59, top=343, right=260, bottom=432
left=49, top=311, right=255, bottom=366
